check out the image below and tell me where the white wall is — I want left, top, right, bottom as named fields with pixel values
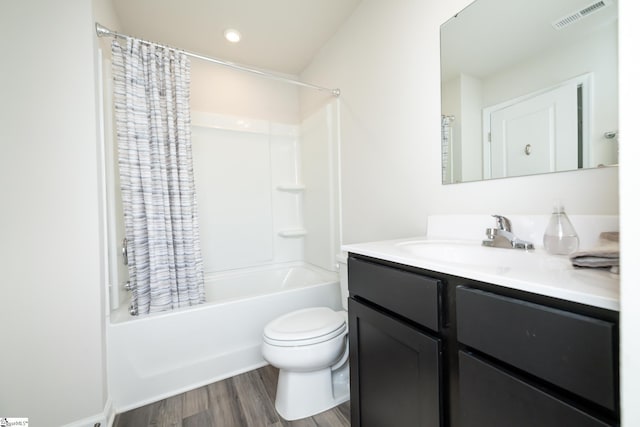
left=303, top=0, right=638, bottom=425
left=619, top=2, right=640, bottom=425
left=302, top=0, right=442, bottom=244
left=191, top=61, right=301, bottom=124
left=0, top=1, right=107, bottom=425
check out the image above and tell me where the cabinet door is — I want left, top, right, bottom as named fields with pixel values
left=349, top=298, right=442, bottom=427
left=458, top=351, right=613, bottom=427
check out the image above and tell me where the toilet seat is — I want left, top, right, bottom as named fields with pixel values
left=264, top=307, right=347, bottom=347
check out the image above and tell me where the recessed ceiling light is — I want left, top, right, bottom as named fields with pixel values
left=224, top=29, right=242, bottom=43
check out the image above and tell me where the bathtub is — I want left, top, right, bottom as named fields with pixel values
left=108, top=262, right=342, bottom=412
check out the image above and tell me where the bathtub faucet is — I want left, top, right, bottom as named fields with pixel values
left=482, top=215, right=534, bottom=250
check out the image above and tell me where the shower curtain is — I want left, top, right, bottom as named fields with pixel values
left=111, top=39, right=205, bottom=315
left=441, top=115, right=454, bottom=183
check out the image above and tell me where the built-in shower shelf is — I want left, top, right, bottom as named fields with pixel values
left=276, top=183, right=306, bottom=192
left=278, top=229, right=308, bottom=238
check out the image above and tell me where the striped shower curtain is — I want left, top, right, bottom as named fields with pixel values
left=111, top=38, right=205, bottom=315
left=441, top=115, right=454, bottom=183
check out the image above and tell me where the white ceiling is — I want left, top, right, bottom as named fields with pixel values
left=440, top=0, right=618, bottom=82
left=111, top=0, right=362, bottom=75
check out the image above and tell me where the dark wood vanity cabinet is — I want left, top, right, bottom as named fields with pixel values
left=349, top=298, right=442, bottom=427
left=348, top=256, right=443, bottom=427
left=457, top=352, right=613, bottom=427
left=457, top=286, right=618, bottom=427
left=347, top=254, right=619, bottom=427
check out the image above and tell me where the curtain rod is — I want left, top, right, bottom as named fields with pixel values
left=95, top=23, right=340, bottom=97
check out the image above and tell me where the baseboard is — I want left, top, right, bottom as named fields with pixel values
left=60, top=398, right=115, bottom=427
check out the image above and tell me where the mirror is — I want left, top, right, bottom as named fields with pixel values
left=440, top=0, right=618, bottom=184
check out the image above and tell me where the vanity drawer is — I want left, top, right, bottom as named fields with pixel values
left=458, top=351, right=613, bottom=427
left=456, top=286, right=616, bottom=410
left=348, top=257, right=440, bottom=332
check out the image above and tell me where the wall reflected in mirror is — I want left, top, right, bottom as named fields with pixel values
left=440, top=0, right=618, bottom=184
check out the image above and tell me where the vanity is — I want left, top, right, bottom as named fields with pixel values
left=345, top=0, right=621, bottom=421
left=344, top=230, right=619, bottom=427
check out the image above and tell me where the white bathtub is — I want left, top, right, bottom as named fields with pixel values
left=108, top=262, right=341, bottom=412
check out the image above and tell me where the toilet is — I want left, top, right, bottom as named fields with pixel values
left=262, top=256, right=350, bottom=420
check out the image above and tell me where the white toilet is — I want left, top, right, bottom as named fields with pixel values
left=262, top=256, right=350, bottom=420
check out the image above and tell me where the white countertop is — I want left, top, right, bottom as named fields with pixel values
left=343, top=237, right=620, bottom=312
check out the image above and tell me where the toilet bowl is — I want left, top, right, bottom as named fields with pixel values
left=262, top=307, right=349, bottom=420
left=262, top=257, right=350, bottom=420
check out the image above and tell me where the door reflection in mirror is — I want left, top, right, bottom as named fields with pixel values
left=483, top=75, right=588, bottom=179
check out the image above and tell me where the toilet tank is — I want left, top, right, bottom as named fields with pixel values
left=336, top=253, right=348, bottom=310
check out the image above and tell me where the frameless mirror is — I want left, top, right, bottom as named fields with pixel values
left=440, top=0, right=618, bottom=184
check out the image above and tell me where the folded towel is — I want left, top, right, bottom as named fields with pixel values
left=570, top=232, right=619, bottom=272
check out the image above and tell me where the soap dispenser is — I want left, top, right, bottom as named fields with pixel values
left=543, top=202, right=580, bottom=255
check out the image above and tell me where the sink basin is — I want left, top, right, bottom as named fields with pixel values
left=394, top=240, right=568, bottom=272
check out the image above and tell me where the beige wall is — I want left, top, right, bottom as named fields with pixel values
left=0, top=0, right=107, bottom=425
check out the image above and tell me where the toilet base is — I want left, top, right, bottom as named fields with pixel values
left=274, top=363, right=350, bottom=421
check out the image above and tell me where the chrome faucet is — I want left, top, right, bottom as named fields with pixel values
left=482, top=215, right=534, bottom=250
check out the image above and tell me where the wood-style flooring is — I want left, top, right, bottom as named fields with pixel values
left=112, top=365, right=350, bottom=427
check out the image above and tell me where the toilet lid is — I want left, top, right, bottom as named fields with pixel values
left=264, top=307, right=346, bottom=346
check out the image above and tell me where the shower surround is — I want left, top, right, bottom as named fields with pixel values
left=106, top=103, right=342, bottom=411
